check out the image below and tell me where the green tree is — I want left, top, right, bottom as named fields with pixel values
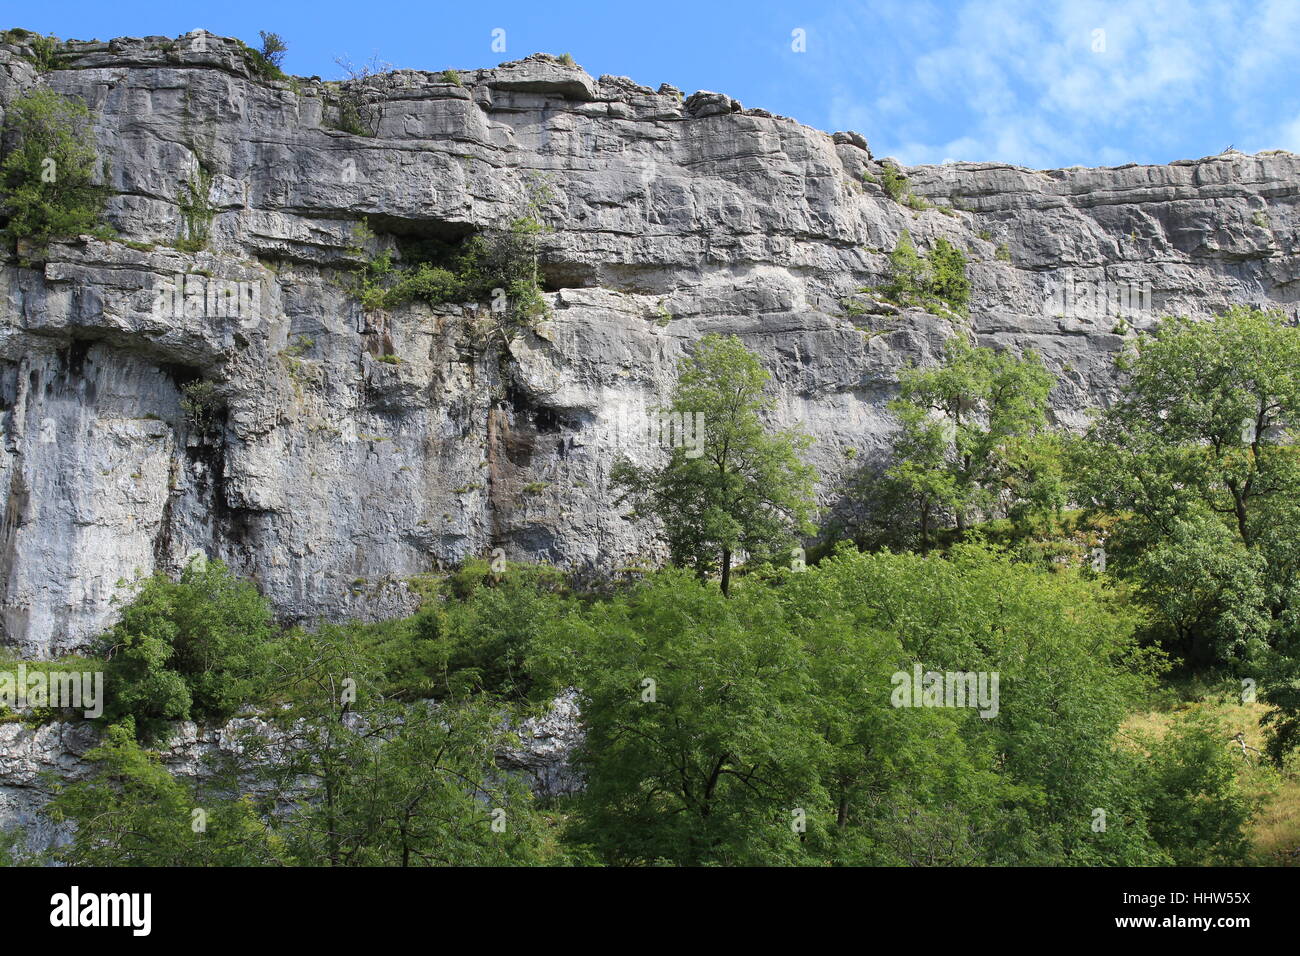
left=886, top=336, right=1058, bottom=542
left=1137, top=713, right=1257, bottom=865
left=799, top=543, right=1168, bottom=864
left=258, top=31, right=288, bottom=68
left=0, top=88, right=107, bottom=247
left=47, top=719, right=281, bottom=866
left=406, top=559, right=572, bottom=700
left=228, top=623, right=560, bottom=866
left=612, top=334, right=817, bottom=595
left=543, top=570, right=828, bottom=865
left=97, top=557, right=279, bottom=740
left=879, top=229, right=931, bottom=306
left=876, top=231, right=970, bottom=315
left=1082, top=306, right=1300, bottom=550
left=1076, top=306, right=1300, bottom=673
left=927, top=237, right=971, bottom=314
left=1073, top=305, right=1300, bottom=763
left=540, top=545, right=1245, bottom=866
left=777, top=553, right=1019, bottom=864
left=880, top=162, right=909, bottom=202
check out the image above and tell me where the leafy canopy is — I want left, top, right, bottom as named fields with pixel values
left=612, top=334, right=817, bottom=594
left=884, top=336, right=1058, bottom=543
left=96, top=558, right=278, bottom=740
left=0, top=88, right=106, bottom=247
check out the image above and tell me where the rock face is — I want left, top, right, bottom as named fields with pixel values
left=0, top=695, right=581, bottom=844
left=0, top=30, right=1297, bottom=658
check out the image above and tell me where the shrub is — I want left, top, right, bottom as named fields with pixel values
left=1138, top=713, right=1257, bottom=865
left=385, top=262, right=463, bottom=306
left=176, top=166, right=214, bottom=250
left=0, top=89, right=106, bottom=248
left=413, top=559, right=571, bottom=700
left=96, top=558, right=279, bottom=741
left=238, top=39, right=287, bottom=83
left=47, top=718, right=281, bottom=865
left=878, top=229, right=930, bottom=306
left=880, top=162, right=908, bottom=202
left=328, top=54, right=393, bottom=137
left=438, top=69, right=462, bottom=86
left=927, top=238, right=970, bottom=314
left=876, top=230, right=970, bottom=315
left=258, top=31, right=288, bottom=68
left=352, top=215, right=549, bottom=337
left=180, top=379, right=224, bottom=436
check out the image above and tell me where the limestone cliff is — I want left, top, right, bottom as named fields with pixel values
left=1, top=29, right=1297, bottom=658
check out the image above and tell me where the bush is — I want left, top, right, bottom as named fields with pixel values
left=258, top=31, right=288, bottom=68
left=47, top=718, right=281, bottom=865
left=927, top=238, right=970, bottom=313
left=0, top=89, right=107, bottom=248
left=385, top=262, right=464, bottom=307
left=1138, top=713, right=1257, bottom=865
left=876, top=230, right=970, bottom=315
left=328, top=55, right=393, bottom=136
left=880, top=162, right=908, bottom=202
left=878, top=229, right=930, bottom=306
left=351, top=215, right=549, bottom=337
left=96, top=558, right=279, bottom=740
left=413, top=559, right=571, bottom=700
left=237, top=40, right=287, bottom=83
left=180, top=379, right=224, bottom=436
left=175, top=166, right=214, bottom=250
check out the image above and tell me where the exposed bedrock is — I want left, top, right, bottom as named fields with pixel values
left=0, top=32, right=1295, bottom=656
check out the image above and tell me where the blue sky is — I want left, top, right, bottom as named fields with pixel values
left=18, top=0, right=1300, bottom=169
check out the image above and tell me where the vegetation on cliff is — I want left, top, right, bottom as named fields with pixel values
left=5, top=310, right=1299, bottom=867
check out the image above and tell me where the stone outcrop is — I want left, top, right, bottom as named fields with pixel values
left=0, top=693, right=581, bottom=844
left=0, top=28, right=1295, bottom=662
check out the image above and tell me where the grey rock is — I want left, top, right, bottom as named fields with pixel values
left=0, top=31, right=1292, bottom=664
left=833, top=130, right=870, bottom=155
left=488, top=53, right=596, bottom=101
left=0, top=695, right=582, bottom=837
left=499, top=691, right=583, bottom=797
left=683, top=89, right=742, bottom=117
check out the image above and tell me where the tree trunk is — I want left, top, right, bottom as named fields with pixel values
left=1232, top=489, right=1251, bottom=548
left=720, top=548, right=732, bottom=597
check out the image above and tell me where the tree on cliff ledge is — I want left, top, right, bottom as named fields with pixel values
left=612, top=334, right=817, bottom=595
left=0, top=88, right=106, bottom=249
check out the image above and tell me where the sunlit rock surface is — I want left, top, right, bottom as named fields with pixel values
left=0, top=31, right=1295, bottom=658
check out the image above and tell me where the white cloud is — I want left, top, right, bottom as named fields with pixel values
left=1272, top=114, right=1300, bottom=154
left=807, top=0, right=1293, bottom=167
